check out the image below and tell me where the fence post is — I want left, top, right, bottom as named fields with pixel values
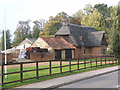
left=96, top=57, right=97, bottom=67
left=101, top=56, right=102, bottom=66
left=20, top=63, right=23, bottom=82
left=60, top=59, right=62, bottom=74
left=90, top=57, right=92, bottom=68
left=115, top=55, right=118, bottom=64
left=114, top=56, right=116, bottom=64
left=105, top=55, right=106, bottom=65
left=112, top=56, right=114, bottom=64
left=2, top=64, right=4, bottom=86
left=109, top=57, right=110, bottom=64
left=49, top=60, right=52, bottom=76
left=69, top=59, right=71, bottom=72
left=77, top=58, right=79, bottom=70
left=36, top=61, right=39, bottom=79
left=84, top=58, right=86, bottom=69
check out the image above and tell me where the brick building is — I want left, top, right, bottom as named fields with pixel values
left=55, top=23, right=108, bottom=58
left=30, top=23, right=108, bottom=60
left=31, top=37, right=75, bottom=60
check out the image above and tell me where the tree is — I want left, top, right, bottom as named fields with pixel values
left=55, top=12, right=71, bottom=22
left=83, top=4, right=94, bottom=15
left=40, top=12, right=71, bottom=36
left=71, top=10, right=85, bottom=25
left=81, top=9, right=104, bottom=30
left=112, top=30, right=120, bottom=54
left=32, top=19, right=45, bottom=38
left=94, top=4, right=109, bottom=17
left=13, top=20, right=31, bottom=46
left=112, top=4, right=120, bottom=55
left=40, top=20, right=61, bottom=36
left=2, top=30, right=12, bottom=50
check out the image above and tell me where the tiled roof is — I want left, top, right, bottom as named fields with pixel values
left=42, top=37, right=75, bottom=49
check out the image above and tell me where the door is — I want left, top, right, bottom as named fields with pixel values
left=55, top=50, right=62, bottom=60
left=65, top=49, right=72, bottom=59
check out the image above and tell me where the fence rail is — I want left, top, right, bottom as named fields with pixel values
left=1, top=55, right=119, bottom=86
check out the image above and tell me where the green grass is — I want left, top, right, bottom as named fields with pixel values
left=2, top=60, right=119, bottom=89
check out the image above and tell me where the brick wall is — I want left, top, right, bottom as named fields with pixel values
left=30, top=52, right=55, bottom=61
left=75, top=47, right=82, bottom=58
left=30, top=46, right=106, bottom=61
left=75, top=47, right=105, bottom=58
left=0, top=53, right=13, bottom=61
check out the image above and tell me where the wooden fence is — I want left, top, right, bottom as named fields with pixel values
left=1, top=55, right=119, bottom=86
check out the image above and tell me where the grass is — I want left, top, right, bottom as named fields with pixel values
left=2, top=60, right=119, bottom=89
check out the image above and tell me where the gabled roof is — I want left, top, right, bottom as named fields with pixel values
left=55, top=23, right=106, bottom=47
left=42, top=37, right=75, bottom=50
left=18, top=38, right=37, bottom=45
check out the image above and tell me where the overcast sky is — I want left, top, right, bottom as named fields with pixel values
left=0, top=0, right=119, bottom=37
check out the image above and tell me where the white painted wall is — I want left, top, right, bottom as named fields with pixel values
left=16, top=43, right=32, bottom=50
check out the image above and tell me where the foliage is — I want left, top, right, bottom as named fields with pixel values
left=83, top=4, right=94, bottom=15
left=81, top=9, right=104, bottom=30
left=94, top=4, right=110, bottom=17
left=40, top=12, right=71, bottom=36
left=71, top=10, right=85, bottom=25
left=32, top=19, right=45, bottom=38
left=112, top=30, right=120, bottom=55
left=2, top=30, right=12, bottom=50
left=13, top=20, right=32, bottom=46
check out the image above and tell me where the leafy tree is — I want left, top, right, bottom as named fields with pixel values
left=112, top=4, right=120, bottom=55
left=83, top=4, right=94, bottom=15
left=2, top=30, right=12, bottom=50
left=40, top=12, right=71, bottom=36
left=40, top=20, right=62, bottom=36
left=13, top=20, right=31, bottom=46
left=112, top=30, right=120, bottom=54
left=71, top=10, right=85, bottom=25
left=107, top=6, right=118, bottom=47
left=55, top=12, right=71, bottom=22
left=32, top=19, right=45, bottom=38
left=81, top=9, right=104, bottom=30
left=94, top=4, right=109, bottom=17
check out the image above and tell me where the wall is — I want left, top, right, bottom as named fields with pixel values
left=16, top=43, right=32, bottom=50
left=75, top=47, right=105, bottom=58
left=31, top=38, right=53, bottom=53
left=30, top=51, right=55, bottom=61
left=75, top=47, right=82, bottom=58
left=101, top=45, right=107, bottom=54
left=0, top=53, right=13, bottom=61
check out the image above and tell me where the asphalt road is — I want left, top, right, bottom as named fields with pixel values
left=58, top=70, right=119, bottom=88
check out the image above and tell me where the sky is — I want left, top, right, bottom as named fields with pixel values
left=0, top=0, right=119, bottom=39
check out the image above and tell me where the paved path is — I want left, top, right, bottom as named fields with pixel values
left=12, top=65, right=119, bottom=89
left=59, top=70, right=119, bottom=88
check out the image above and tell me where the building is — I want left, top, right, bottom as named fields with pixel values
left=30, top=23, right=108, bottom=60
left=55, top=23, right=108, bottom=58
left=31, top=37, right=75, bottom=60
left=16, top=38, right=37, bottom=50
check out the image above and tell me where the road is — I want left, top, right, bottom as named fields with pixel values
left=58, top=70, right=119, bottom=88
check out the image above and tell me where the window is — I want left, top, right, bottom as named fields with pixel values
left=24, top=45, right=25, bottom=49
